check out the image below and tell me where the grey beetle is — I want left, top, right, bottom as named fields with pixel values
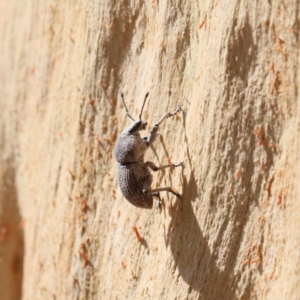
left=115, top=92, right=183, bottom=209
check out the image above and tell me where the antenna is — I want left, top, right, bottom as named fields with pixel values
left=138, top=92, right=149, bottom=121
left=121, top=93, right=135, bottom=121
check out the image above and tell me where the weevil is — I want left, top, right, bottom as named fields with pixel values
left=115, top=92, right=183, bottom=209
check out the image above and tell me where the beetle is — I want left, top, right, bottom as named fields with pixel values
left=115, top=92, right=183, bottom=209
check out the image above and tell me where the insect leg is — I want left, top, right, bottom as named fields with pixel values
left=146, top=161, right=184, bottom=171
left=152, top=192, right=162, bottom=209
left=154, top=105, right=182, bottom=126
left=144, top=124, right=159, bottom=145
left=143, top=187, right=181, bottom=198
left=144, top=105, right=182, bottom=146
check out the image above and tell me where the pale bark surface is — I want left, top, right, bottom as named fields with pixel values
left=0, top=1, right=299, bottom=299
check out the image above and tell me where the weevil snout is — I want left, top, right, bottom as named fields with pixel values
left=140, top=121, right=147, bottom=131
left=128, top=120, right=147, bottom=133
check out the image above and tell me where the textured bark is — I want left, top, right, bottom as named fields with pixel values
left=0, top=1, right=299, bottom=299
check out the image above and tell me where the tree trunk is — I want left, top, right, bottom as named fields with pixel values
left=0, top=1, right=299, bottom=299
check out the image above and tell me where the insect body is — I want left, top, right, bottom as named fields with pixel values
left=115, top=92, right=183, bottom=209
